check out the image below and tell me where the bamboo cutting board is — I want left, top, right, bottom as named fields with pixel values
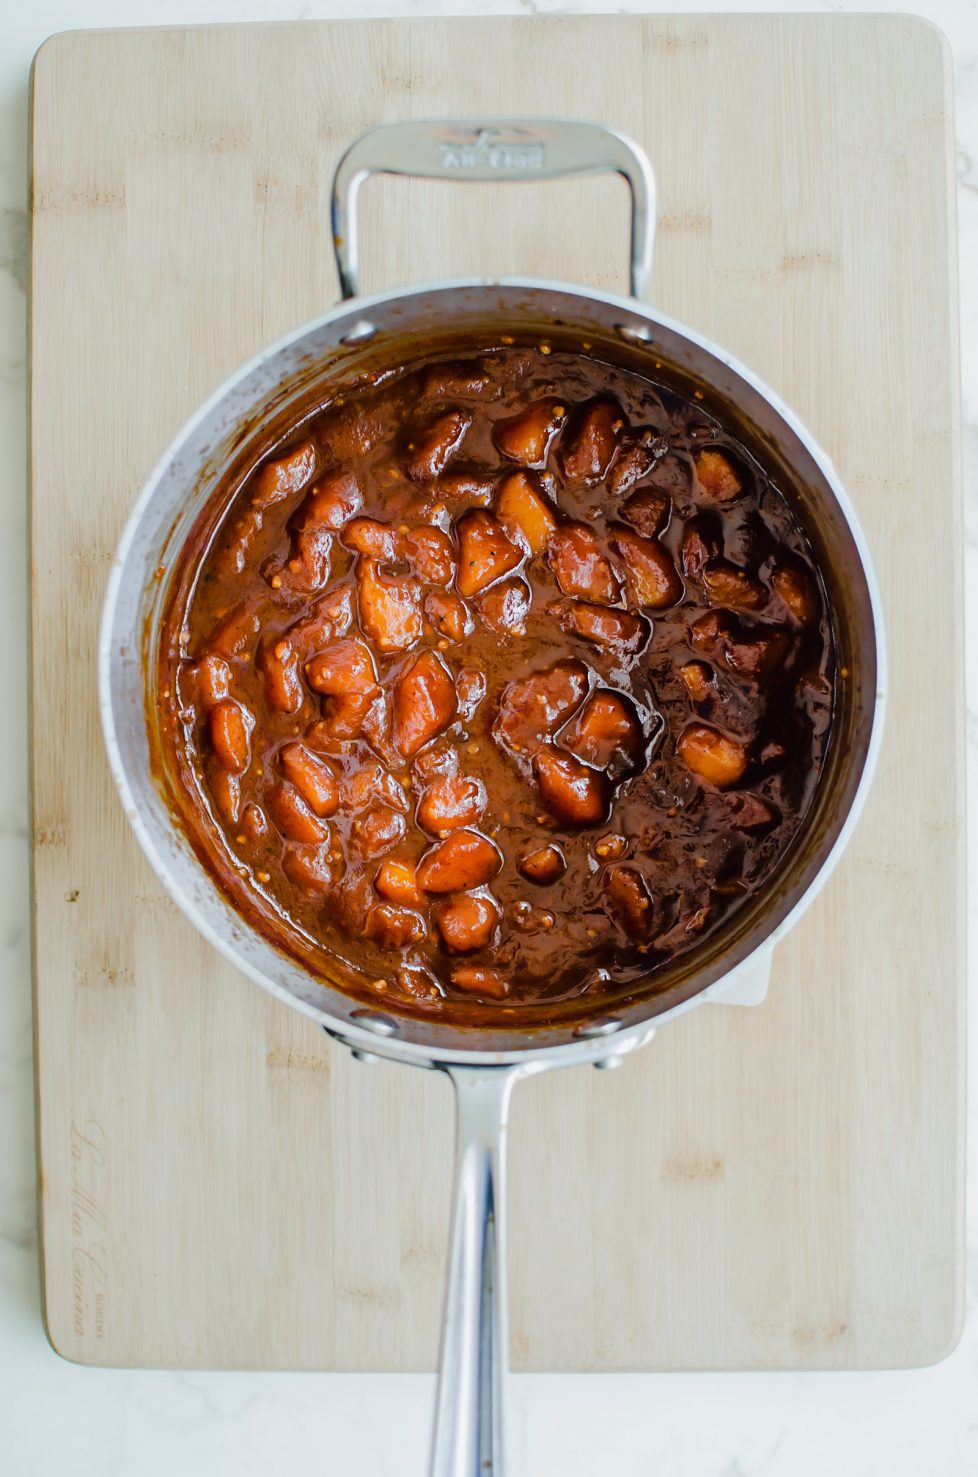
left=30, top=14, right=964, bottom=1370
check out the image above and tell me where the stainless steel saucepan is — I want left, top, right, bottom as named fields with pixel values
left=99, top=119, right=886, bottom=1477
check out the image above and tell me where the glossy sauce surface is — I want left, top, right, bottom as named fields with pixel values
left=157, top=345, right=835, bottom=1015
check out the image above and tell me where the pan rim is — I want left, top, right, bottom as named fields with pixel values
left=98, top=275, right=887, bottom=1068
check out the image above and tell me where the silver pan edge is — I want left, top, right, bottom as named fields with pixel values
left=97, top=276, right=887, bottom=1071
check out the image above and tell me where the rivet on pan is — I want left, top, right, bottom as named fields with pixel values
left=573, top=1017, right=622, bottom=1039
left=351, top=1048, right=381, bottom=1065
left=340, top=319, right=378, bottom=346
left=615, top=322, right=653, bottom=345
left=593, top=1055, right=625, bottom=1071
left=350, top=1008, right=400, bottom=1036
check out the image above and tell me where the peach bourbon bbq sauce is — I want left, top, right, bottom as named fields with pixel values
left=157, top=345, right=834, bottom=1014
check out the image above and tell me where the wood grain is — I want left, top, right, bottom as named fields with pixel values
left=29, top=14, right=964, bottom=1371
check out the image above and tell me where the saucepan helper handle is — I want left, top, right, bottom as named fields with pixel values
left=429, top=1066, right=518, bottom=1477
left=331, top=118, right=656, bottom=303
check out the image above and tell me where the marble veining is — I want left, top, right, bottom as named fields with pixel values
left=4, top=1, right=977, bottom=1474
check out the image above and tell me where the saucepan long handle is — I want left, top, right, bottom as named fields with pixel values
left=429, top=1065, right=519, bottom=1477
left=331, top=118, right=656, bottom=302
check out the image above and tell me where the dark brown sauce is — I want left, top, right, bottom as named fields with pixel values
left=156, top=344, right=834, bottom=1018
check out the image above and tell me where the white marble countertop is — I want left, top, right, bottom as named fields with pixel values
left=3, top=1, right=975, bottom=1473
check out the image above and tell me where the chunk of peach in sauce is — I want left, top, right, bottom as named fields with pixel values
left=392, top=650, right=457, bottom=759
left=702, top=561, right=766, bottom=611
left=495, top=471, right=557, bottom=555
left=417, top=772, right=488, bottom=834
left=435, top=893, right=499, bottom=953
left=609, top=527, right=683, bottom=609
left=450, top=966, right=509, bottom=999
left=456, top=668, right=487, bottom=722
left=417, top=830, right=502, bottom=892
left=548, top=523, right=622, bottom=605
left=342, top=518, right=399, bottom=561
left=208, top=763, right=241, bottom=825
left=421, top=360, right=489, bottom=400
left=405, top=410, right=472, bottom=481
left=394, top=963, right=441, bottom=1001
left=282, top=843, right=333, bottom=895
left=306, top=638, right=377, bottom=697
left=374, top=859, right=422, bottom=908
left=772, top=564, right=819, bottom=624
left=694, top=448, right=744, bottom=501
left=680, top=520, right=719, bottom=577
left=477, top=578, right=531, bottom=636
left=318, top=690, right=377, bottom=741
left=209, top=605, right=261, bottom=662
left=341, top=761, right=409, bottom=815
left=424, top=591, right=472, bottom=643
left=209, top=699, right=254, bottom=774
left=266, top=525, right=332, bottom=598
left=239, top=802, right=268, bottom=846
left=680, top=660, right=715, bottom=704
left=608, top=436, right=665, bottom=497
left=533, top=746, right=610, bottom=826
left=676, top=723, right=748, bottom=788
left=326, top=874, right=372, bottom=937
left=352, top=805, right=407, bottom=859
left=517, top=843, right=566, bottom=886
left=621, top=487, right=671, bottom=536
left=250, top=441, right=317, bottom=510
left=363, top=903, right=426, bottom=949
left=286, top=585, right=355, bottom=660
left=559, top=400, right=624, bottom=482
left=295, top=470, right=363, bottom=531
left=320, top=406, right=384, bottom=461
left=493, top=398, right=565, bottom=467
left=494, top=659, right=590, bottom=755
left=402, top=525, right=455, bottom=585
left=357, top=559, right=422, bottom=653
left=217, top=510, right=262, bottom=578
left=361, top=689, right=397, bottom=767
left=279, top=743, right=338, bottom=817
left=306, top=638, right=379, bottom=739
left=593, top=833, right=627, bottom=861
left=455, top=511, right=522, bottom=596
left=604, top=864, right=654, bottom=939
left=688, top=610, right=729, bottom=651
left=191, top=652, right=231, bottom=709
left=266, top=783, right=331, bottom=844
left=411, top=739, right=459, bottom=788
left=436, top=472, right=494, bottom=508
left=561, top=689, right=644, bottom=778
left=549, top=601, right=649, bottom=657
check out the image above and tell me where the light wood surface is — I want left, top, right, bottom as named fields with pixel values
left=30, top=14, right=964, bottom=1371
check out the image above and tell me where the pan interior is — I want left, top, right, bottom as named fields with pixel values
left=102, top=280, right=881, bottom=1063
